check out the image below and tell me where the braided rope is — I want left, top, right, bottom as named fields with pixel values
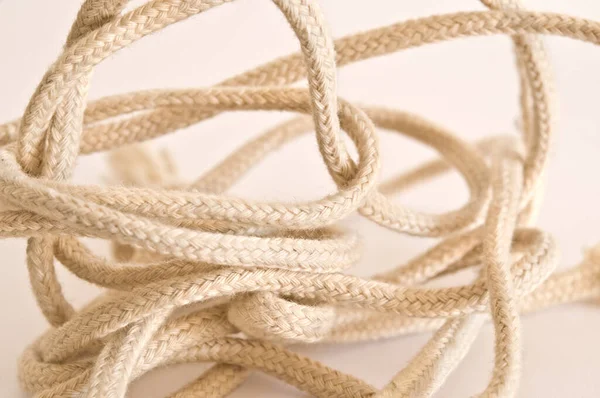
left=3, top=0, right=600, bottom=397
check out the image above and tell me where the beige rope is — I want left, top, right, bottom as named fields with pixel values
left=3, top=0, right=600, bottom=397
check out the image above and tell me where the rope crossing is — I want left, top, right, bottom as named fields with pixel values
left=2, top=0, right=600, bottom=397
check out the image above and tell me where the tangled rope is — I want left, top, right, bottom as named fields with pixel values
left=3, top=0, right=600, bottom=397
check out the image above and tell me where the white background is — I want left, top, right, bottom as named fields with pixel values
left=1, top=0, right=600, bottom=397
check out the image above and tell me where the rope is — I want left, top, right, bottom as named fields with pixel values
left=3, top=0, right=600, bottom=397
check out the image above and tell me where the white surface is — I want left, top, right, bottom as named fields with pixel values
left=1, top=0, right=600, bottom=397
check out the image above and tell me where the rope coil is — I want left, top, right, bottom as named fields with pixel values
left=2, top=0, right=600, bottom=397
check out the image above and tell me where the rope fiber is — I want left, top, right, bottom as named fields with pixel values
left=3, top=0, right=600, bottom=397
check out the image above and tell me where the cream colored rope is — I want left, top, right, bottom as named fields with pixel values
left=3, top=0, right=600, bottom=397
